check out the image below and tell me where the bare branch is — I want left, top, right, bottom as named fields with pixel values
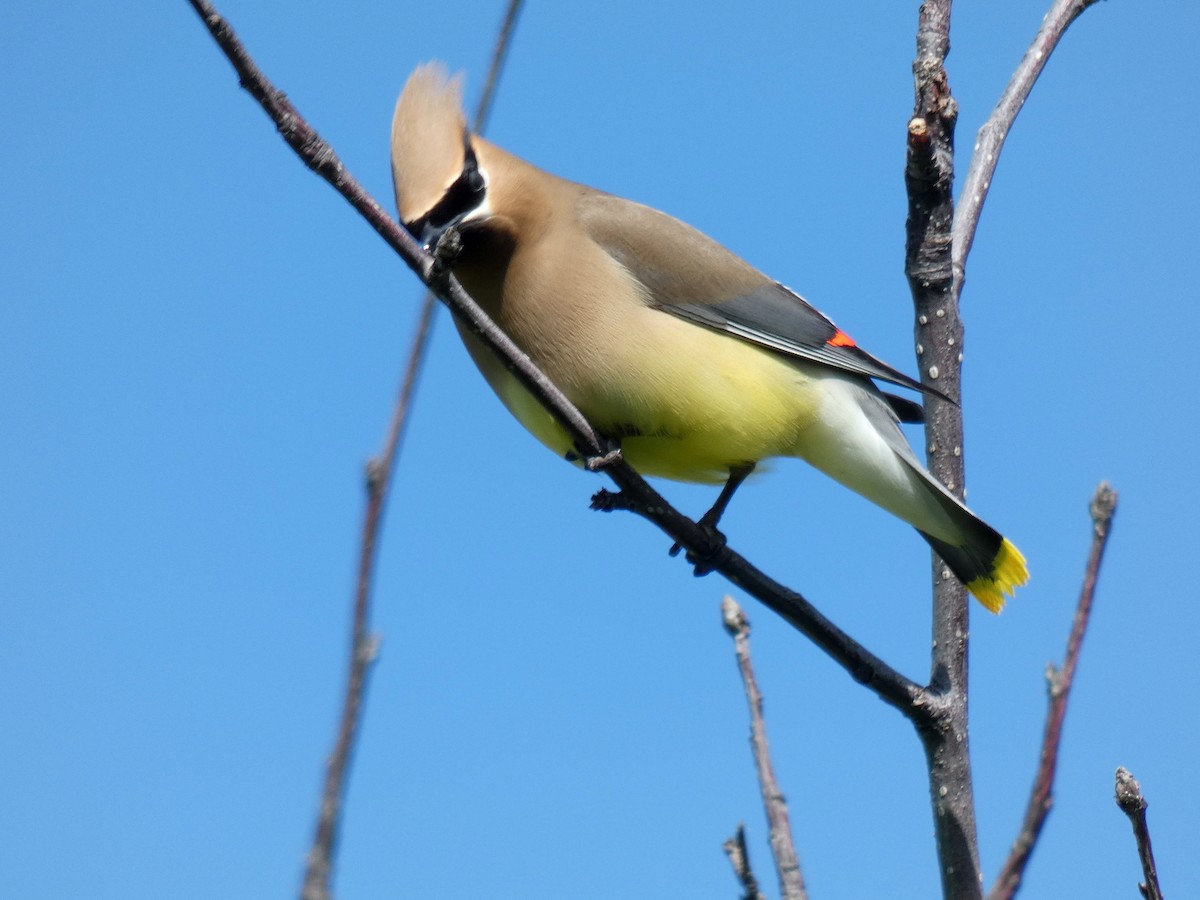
left=909, top=1, right=1105, bottom=893
left=299, top=295, right=436, bottom=900
left=988, top=482, right=1118, bottom=900
left=908, top=0, right=966, bottom=690
left=905, top=3, right=985, bottom=896
left=593, top=486, right=928, bottom=714
left=296, top=4, right=524, bottom=898
left=904, top=0, right=1104, bottom=892
left=471, top=0, right=524, bottom=134
left=722, top=597, right=808, bottom=900
left=187, top=0, right=932, bottom=722
left=952, top=0, right=1103, bottom=289
left=1115, top=768, right=1166, bottom=900
left=723, top=824, right=767, bottom=900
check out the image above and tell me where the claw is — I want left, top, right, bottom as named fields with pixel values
left=668, top=462, right=754, bottom=564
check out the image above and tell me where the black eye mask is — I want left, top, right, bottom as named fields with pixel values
left=408, top=134, right=487, bottom=238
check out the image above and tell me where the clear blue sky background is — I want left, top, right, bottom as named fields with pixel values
left=4, top=2, right=1197, bottom=898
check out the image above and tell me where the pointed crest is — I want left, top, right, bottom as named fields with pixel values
left=391, top=62, right=469, bottom=225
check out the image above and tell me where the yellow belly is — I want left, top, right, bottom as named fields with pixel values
left=456, top=311, right=821, bottom=484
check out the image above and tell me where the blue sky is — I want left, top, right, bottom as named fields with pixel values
left=4, top=2, right=1197, bottom=898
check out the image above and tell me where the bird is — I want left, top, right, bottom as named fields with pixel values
left=389, top=62, right=1028, bottom=612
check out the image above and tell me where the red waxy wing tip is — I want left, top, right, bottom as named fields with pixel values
left=827, top=329, right=857, bottom=348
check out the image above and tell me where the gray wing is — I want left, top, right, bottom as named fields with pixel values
left=576, top=191, right=949, bottom=402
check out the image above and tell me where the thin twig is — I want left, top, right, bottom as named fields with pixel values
left=722, top=597, right=808, bottom=900
left=952, top=0, right=1103, bottom=291
left=471, top=0, right=524, bottom=134
left=1114, top=768, right=1165, bottom=900
left=988, top=482, right=1117, bottom=900
left=295, top=4, right=525, bottom=898
left=187, top=0, right=932, bottom=722
left=723, top=824, right=767, bottom=900
left=298, top=295, right=435, bottom=900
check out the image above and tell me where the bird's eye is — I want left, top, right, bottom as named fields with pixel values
left=461, top=140, right=487, bottom=198
left=411, top=138, right=488, bottom=235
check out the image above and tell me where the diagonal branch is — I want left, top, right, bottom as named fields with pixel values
left=300, top=230, right=436, bottom=900
left=296, top=4, right=525, bottom=899
left=186, top=0, right=931, bottom=721
left=722, top=597, right=808, bottom=900
left=185, top=0, right=604, bottom=456
left=952, top=0, right=1103, bottom=290
left=1114, top=768, right=1165, bottom=900
left=470, top=0, right=524, bottom=135
left=988, top=482, right=1118, bottom=900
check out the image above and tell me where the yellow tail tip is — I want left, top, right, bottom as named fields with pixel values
left=966, top=538, right=1029, bottom=614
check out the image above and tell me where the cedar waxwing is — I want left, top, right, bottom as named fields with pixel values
left=390, top=63, right=1028, bottom=612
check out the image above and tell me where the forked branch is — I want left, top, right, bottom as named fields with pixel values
left=903, top=0, right=1104, bottom=896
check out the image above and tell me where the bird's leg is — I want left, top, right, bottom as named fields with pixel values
left=702, top=462, right=756, bottom=531
left=669, top=462, right=756, bottom=564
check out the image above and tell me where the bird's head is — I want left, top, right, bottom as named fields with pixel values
left=391, top=62, right=491, bottom=251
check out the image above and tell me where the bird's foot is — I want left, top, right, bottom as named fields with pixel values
left=669, top=511, right=731, bottom=576
left=583, top=444, right=623, bottom=473
left=426, top=227, right=462, bottom=287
